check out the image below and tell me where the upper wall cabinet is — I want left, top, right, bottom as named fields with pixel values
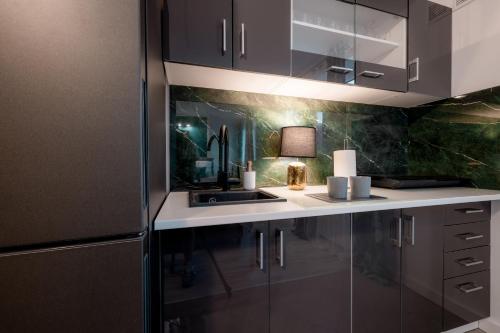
left=164, top=0, right=233, bottom=69
left=357, top=0, right=408, bottom=17
left=233, top=0, right=291, bottom=75
left=355, top=5, right=407, bottom=92
left=291, top=0, right=356, bottom=84
left=408, top=0, right=451, bottom=98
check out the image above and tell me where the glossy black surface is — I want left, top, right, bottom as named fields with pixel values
left=270, top=216, right=351, bottom=333
left=189, top=190, right=286, bottom=207
left=356, top=61, right=407, bottom=92
left=402, top=206, right=444, bottom=333
left=161, top=222, right=269, bottom=333
left=352, top=210, right=402, bottom=333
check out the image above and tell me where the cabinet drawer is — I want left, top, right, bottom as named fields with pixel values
left=444, top=246, right=490, bottom=279
left=444, top=271, right=490, bottom=330
left=444, top=222, right=490, bottom=252
left=444, top=202, right=490, bottom=225
left=355, top=61, right=407, bottom=92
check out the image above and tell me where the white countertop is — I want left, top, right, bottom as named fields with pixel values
left=154, top=186, right=500, bottom=230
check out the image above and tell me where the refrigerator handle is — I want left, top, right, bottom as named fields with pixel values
left=141, top=79, right=149, bottom=209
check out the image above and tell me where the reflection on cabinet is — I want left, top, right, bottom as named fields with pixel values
left=402, top=206, right=444, bottom=333
left=352, top=210, right=402, bottom=333
left=357, top=0, right=408, bottom=17
left=164, top=0, right=233, bottom=69
left=233, top=0, right=290, bottom=75
left=408, top=0, right=451, bottom=98
left=270, top=216, right=351, bottom=333
left=162, top=222, right=269, bottom=333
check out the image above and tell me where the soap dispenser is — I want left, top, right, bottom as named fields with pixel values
left=243, top=161, right=256, bottom=190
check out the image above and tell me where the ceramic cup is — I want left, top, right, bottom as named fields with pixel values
left=327, top=176, right=348, bottom=199
left=350, top=176, right=371, bottom=198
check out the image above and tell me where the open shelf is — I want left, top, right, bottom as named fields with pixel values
left=292, top=20, right=399, bottom=60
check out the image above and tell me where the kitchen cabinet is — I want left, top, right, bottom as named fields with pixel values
left=164, top=0, right=233, bottom=68
left=408, top=0, right=451, bottom=98
left=270, top=216, right=351, bottom=333
left=161, top=222, right=269, bottom=333
left=357, top=0, right=408, bottom=17
left=233, top=0, right=290, bottom=75
left=352, top=210, right=402, bottom=333
left=401, top=206, right=445, bottom=333
left=355, top=5, right=407, bottom=92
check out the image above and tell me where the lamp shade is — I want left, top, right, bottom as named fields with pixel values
left=279, top=126, right=316, bottom=158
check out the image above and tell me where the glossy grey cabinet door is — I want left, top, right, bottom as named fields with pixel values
left=352, top=210, right=402, bottom=333
left=162, top=223, right=269, bottom=333
left=0, top=237, right=145, bottom=333
left=408, top=0, right=451, bottom=98
left=270, top=216, right=351, bottom=333
left=357, top=0, right=408, bottom=17
left=233, top=0, right=290, bottom=75
left=402, top=206, right=444, bottom=333
left=164, top=0, right=232, bottom=68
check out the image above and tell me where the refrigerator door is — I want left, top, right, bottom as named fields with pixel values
left=0, top=0, right=147, bottom=247
left=0, top=235, right=146, bottom=333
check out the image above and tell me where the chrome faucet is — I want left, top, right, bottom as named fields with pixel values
left=207, top=125, right=230, bottom=191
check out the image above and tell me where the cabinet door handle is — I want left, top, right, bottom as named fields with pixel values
left=457, top=233, right=484, bottom=241
left=327, top=66, right=353, bottom=74
left=458, top=283, right=484, bottom=294
left=392, top=217, right=402, bottom=248
left=464, top=209, right=484, bottom=214
left=240, top=23, right=246, bottom=56
left=404, top=215, right=415, bottom=246
left=222, top=19, right=227, bottom=54
left=256, top=231, right=264, bottom=271
left=457, top=257, right=484, bottom=267
left=359, top=70, right=384, bottom=78
left=408, top=57, right=419, bottom=83
left=275, top=229, right=284, bottom=268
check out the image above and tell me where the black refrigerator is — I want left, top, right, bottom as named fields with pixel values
left=0, top=1, right=166, bottom=332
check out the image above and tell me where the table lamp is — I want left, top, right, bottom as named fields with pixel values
left=279, top=126, right=317, bottom=190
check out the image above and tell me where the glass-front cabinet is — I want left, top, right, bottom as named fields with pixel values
left=291, top=0, right=407, bottom=92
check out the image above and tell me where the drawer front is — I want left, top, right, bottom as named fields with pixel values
left=355, top=61, right=407, bottom=92
left=444, top=222, right=490, bottom=252
left=444, top=246, right=490, bottom=279
left=444, top=271, right=490, bottom=330
left=444, top=202, right=490, bottom=225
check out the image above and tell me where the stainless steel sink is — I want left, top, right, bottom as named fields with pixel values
left=189, top=190, right=286, bottom=207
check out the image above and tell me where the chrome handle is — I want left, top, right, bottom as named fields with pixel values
left=457, top=257, right=484, bottom=267
left=465, top=209, right=484, bottom=214
left=327, top=66, right=353, bottom=74
left=392, top=217, right=402, bottom=248
left=457, top=233, right=485, bottom=241
left=240, top=23, right=246, bottom=56
left=256, top=232, right=264, bottom=271
left=359, top=70, right=384, bottom=78
left=458, top=283, right=484, bottom=294
left=275, top=229, right=284, bottom=268
left=408, top=57, right=419, bottom=83
left=404, top=215, right=415, bottom=246
left=222, top=19, right=227, bottom=54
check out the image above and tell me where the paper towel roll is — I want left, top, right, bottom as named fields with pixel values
left=333, top=150, right=357, bottom=184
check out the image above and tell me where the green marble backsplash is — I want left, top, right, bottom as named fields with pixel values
left=408, top=87, right=500, bottom=190
left=170, top=86, right=408, bottom=189
left=170, top=86, right=500, bottom=190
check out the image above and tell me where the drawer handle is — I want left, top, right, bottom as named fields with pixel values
left=457, top=257, right=484, bottom=267
left=327, top=66, right=353, bottom=74
left=458, top=283, right=484, bottom=294
left=359, top=70, right=384, bottom=78
left=456, top=208, right=484, bottom=214
left=456, top=233, right=484, bottom=241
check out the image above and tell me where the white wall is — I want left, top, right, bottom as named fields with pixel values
left=480, top=201, right=500, bottom=333
left=452, top=0, right=500, bottom=96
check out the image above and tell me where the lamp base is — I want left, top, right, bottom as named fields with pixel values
left=287, top=162, right=307, bottom=190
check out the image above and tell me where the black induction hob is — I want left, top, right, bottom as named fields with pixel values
left=368, top=175, right=468, bottom=189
